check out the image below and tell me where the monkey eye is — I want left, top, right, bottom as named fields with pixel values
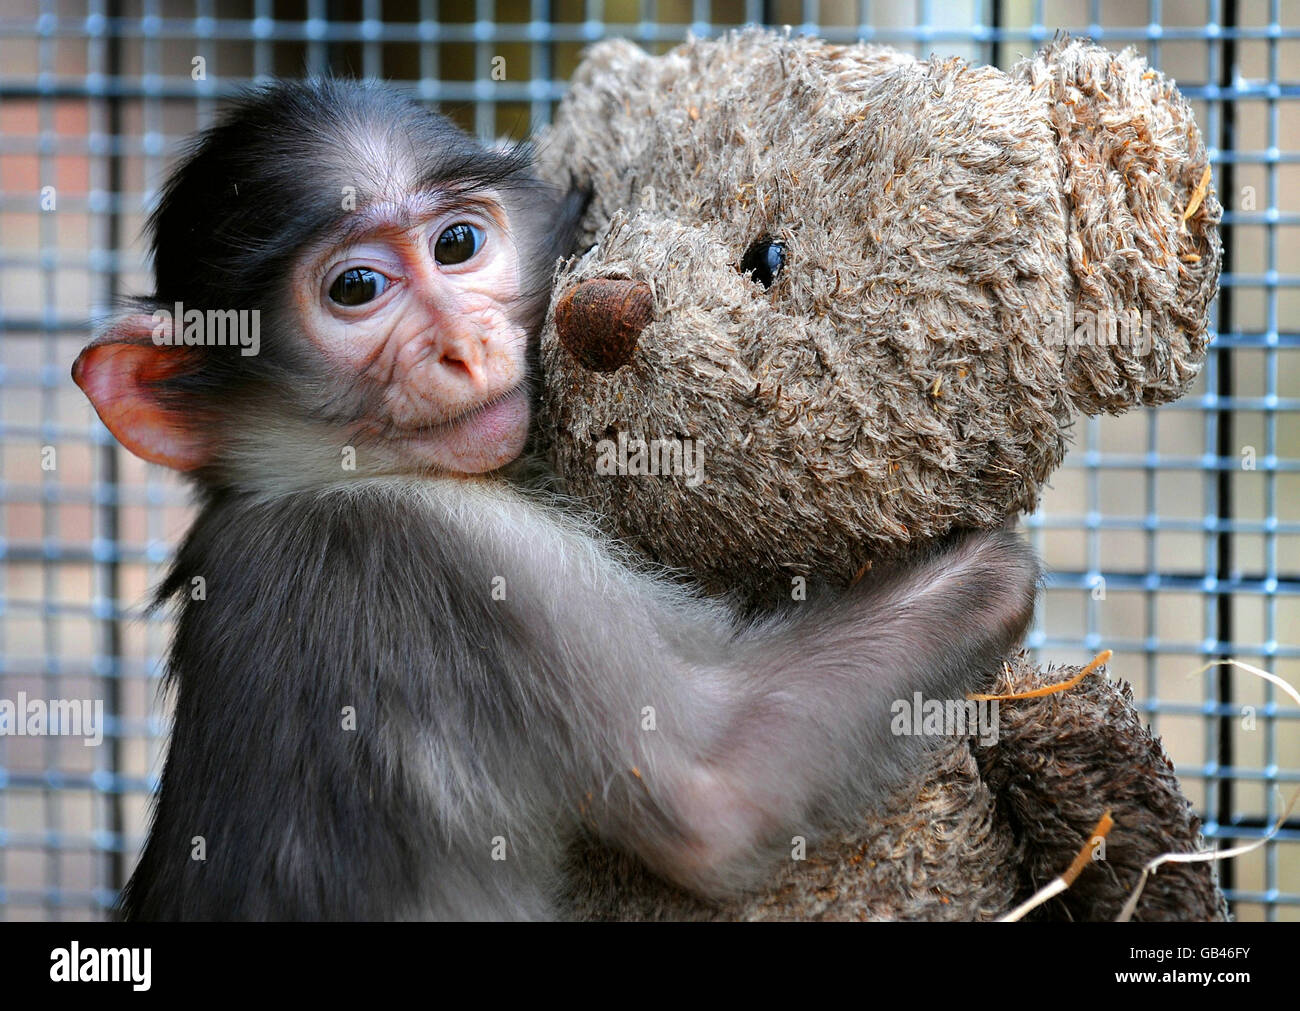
left=739, top=238, right=786, bottom=289
left=434, top=222, right=486, bottom=266
left=328, top=267, right=390, bottom=306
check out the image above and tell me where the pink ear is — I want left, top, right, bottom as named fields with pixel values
left=72, top=315, right=212, bottom=472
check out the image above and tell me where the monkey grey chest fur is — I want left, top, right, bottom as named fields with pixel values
left=127, top=479, right=578, bottom=919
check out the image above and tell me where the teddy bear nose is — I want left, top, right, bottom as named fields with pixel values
left=555, top=278, right=654, bottom=372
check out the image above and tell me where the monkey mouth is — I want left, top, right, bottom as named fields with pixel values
left=377, top=383, right=532, bottom=474
left=388, top=382, right=529, bottom=441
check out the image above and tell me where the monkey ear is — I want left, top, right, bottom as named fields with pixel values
left=72, top=314, right=212, bottom=472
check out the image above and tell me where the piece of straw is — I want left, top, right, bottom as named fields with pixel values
left=1114, top=658, right=1300, bottom=920
left=998, top=811, right=1115, bottom=922
left=1188, top=657, right=1300, bottom=708
left=1116, top=787, right=1299, bottom=922
left=1182, top=163, right=1214, bottom=221
left=969, top=650, right=1111, bottom=702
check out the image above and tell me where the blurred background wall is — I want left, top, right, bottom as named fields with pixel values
left=0, top=0, right=1295, bottom=920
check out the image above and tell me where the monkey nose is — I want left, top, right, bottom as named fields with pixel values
left=555, top=279, right=653, bottom=373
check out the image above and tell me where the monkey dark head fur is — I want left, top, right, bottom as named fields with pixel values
left=73, top=79, right=1041, bottom=920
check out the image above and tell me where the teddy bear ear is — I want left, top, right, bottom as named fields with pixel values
left=1014, top=38, right=1221, bottom=414
left=569, top=37, right=652, bottom=86
left=532, top=38, right=656, bottom=197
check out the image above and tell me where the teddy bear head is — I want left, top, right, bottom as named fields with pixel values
left=536, top=28, right=1221, bottom=602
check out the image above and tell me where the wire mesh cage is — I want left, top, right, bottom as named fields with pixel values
left=0, top=0, right=1295, bottom=921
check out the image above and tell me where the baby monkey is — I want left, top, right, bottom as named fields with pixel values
left=73, top=79, right=1039, bottom=920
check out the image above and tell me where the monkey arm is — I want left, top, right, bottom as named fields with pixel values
left=436, top=478, right=1039, bottom=900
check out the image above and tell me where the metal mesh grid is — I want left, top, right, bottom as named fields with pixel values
left=0, top=0, right=1294, bottom=921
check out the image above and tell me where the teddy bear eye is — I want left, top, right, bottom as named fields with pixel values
left=739, top=238, right=786, bottom=289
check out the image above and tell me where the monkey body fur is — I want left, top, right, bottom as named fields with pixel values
left=120, top=477, right=1036, bottom=919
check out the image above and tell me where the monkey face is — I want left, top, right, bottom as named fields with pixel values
left=73, top=80, right=565, bottom=489
left=291, top=190, right=532, bottom=476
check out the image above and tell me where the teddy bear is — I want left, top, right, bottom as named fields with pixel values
left=532, top=28, right=1227, bottom=920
